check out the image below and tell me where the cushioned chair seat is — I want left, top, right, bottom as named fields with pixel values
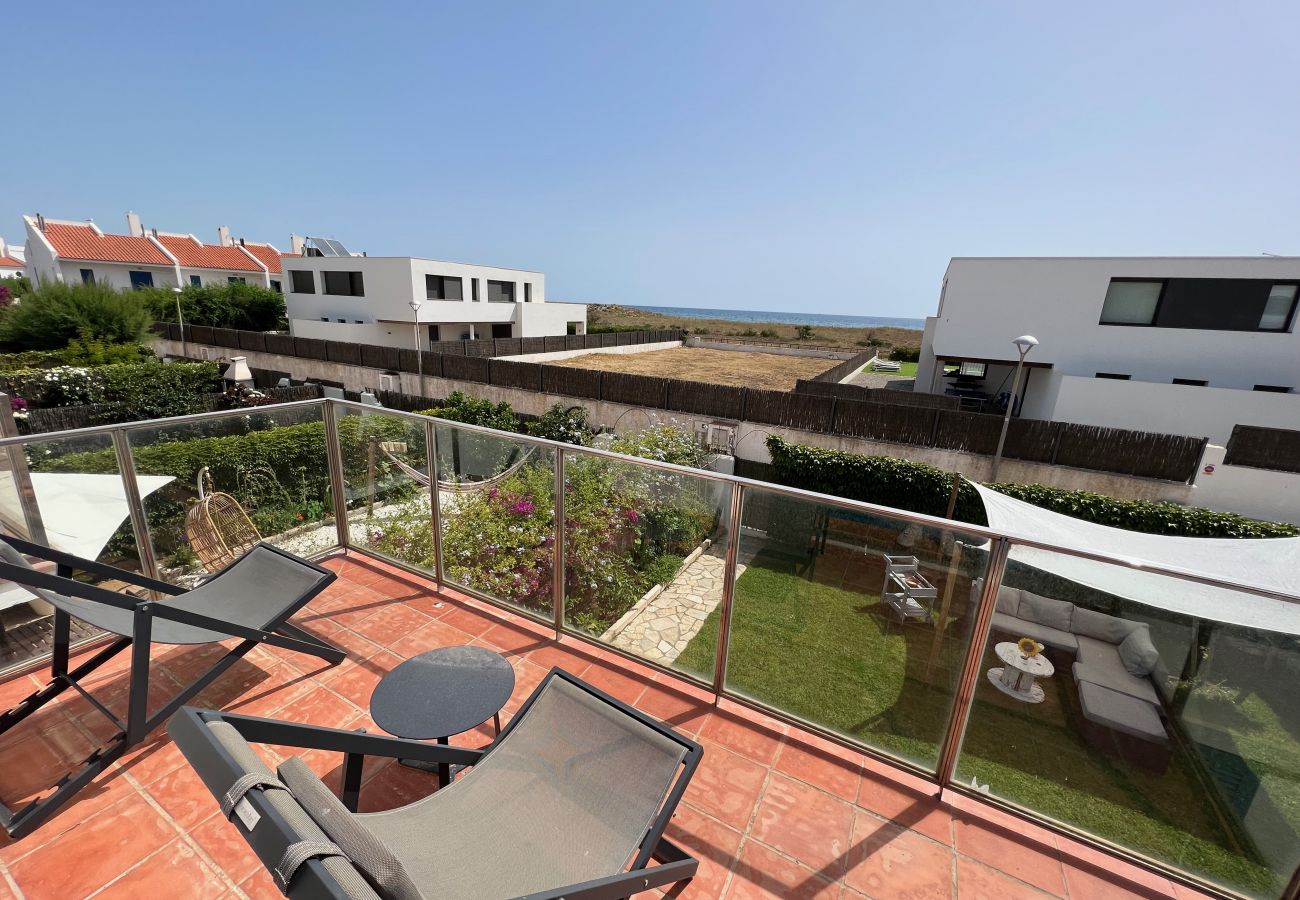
left=991, top=613, right=1079, bottom=654
left=1072, top=658, right=1160, bottom=706
left=1075, top=635, right=1119, bottom=666
left=1077, top=681, right=1167, bottom=742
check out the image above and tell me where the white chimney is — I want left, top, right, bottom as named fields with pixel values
left=223, top=356, right=254, bottom=387
left=125, top=211, right=143, bottom=237
left=289, top=234, right=305, bottom=256
left=217, top=226, right=232, bottom=246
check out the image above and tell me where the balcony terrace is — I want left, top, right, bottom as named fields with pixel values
left=0, top=398, right=1295, bottom=898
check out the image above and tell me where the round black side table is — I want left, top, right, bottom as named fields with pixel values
left=370, top=645, right=515, bottom=787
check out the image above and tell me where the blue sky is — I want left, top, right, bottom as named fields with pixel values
left=8, top=1, right=1298, bottom=318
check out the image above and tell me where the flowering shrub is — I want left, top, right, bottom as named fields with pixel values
left=527, top=403, right=594, bottom=445
left=610, top=423, right=709, bottom=468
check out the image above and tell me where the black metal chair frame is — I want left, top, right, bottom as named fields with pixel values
left=169, top=667, right=703, bottom=899
left=0, top=534, right=345, bottom=839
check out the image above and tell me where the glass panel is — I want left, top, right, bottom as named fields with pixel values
left=0, top=432, right=141, bottom=674
left=124, top=404, right=336, bottom=584
left=561, top=449, right=733, bottom=683
left=1100, top=280, right=1161, bottom=325
left=1260, top=284, right=1296, bottom=330
left=337, top=409, right=433, bottom=575
left=953, top=547, right=1300, bottom=897
left=721, top=484, right=989, bottom=770
left=435, top=422, right=555, bottom=622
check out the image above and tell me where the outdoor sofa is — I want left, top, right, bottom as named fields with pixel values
left=972, top=577, right=1171, bottom=770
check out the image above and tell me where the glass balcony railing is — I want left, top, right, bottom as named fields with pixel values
left=0, top=396, right=1296, bottom=898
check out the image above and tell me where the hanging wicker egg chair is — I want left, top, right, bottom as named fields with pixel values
left=184, top=466, right=262, bottom=572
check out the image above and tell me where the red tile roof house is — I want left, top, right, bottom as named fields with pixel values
left=22, top=212, right=285, bottom=292
left=0, top=238, right=25, bottom=277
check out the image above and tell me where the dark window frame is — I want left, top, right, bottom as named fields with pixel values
left=486, top=279, right=515, bottom=303
left=79, top=268, right=95, bottom=284
left=289, top=270, right=316, bottom=294
left=1098, top=278, right=1166, bottom=327
left=322, top=270, right=365, bottom=297
left=270, top=279, right=281, bottom=293
left=189, top=275, right=202, bottom=286
left=1094, top=372, right=1131, bottom=380
left=425, top=273, right=464, bottom=301
left=228, top=276, right=246, bottom=285
left=1253, top=384, right=1292, bottom=393
left=1260, top=282, right=1300, bottom=333
left=1172, top=378, right=1208, bottom=386
left=128, top=270, right=154, bottom=290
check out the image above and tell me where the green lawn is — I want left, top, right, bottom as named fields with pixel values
left=678, top=550, right=1293, bottom=897
left=863, top=360, right=917, bottom=377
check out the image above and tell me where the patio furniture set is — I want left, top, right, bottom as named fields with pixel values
left=0, top=536, right=705, bottom=899
left=972, top=576, right=1173, bottom=772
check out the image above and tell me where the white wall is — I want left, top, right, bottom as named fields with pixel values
left=58, top=260, right=178, bottom=291
left=1047, top=374, right=1299, bottom=444
left=1192, top=445, right=1300, bottom=526
left=927, top=257, right=1300, bottom=390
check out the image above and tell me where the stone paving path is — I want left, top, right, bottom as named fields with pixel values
left=606, top=542, right=756, bottom=663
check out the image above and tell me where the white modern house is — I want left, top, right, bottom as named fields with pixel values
left=282, top=245, right=587, bottom=346
left=0, top=239, right=24, bottom=277
left=22, top=213, right=284, bottom=291
left=915, top=257, right=1300, bottom=445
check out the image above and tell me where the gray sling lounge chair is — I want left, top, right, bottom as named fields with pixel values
left=0, top=534, right=344, bottom=839
left=169, top=668, right=703, bottom=899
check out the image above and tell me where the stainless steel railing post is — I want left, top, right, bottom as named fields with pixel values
left=712, top=483, right=745, bottom=703
left=111, top=429, right=163, bottom=587
left=322, top=401, right=351, bottom=549
left=552, top=448, right=566, bottom=641
left=424, top=419, right=443, bottom=586
left=935, top=536, right=1011, bottom=784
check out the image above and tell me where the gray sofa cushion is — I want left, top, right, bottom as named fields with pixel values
left=996, top=585, right=1021, bottom=616
left=1072, top=608, right=1146, bottom=644
left=1078, top=681, right=1167, bottom=742
left=1075, top=635, right=1118, bottom=666
left=1072, top=658, right=1159, bottom=706
left=1018, top=591, right=1074, bottom=633
left=1118, top=629, right=1161, bottom=677
left=992, top=612, right=1079, bottom=653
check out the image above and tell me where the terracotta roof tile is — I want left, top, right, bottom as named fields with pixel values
left=155, top=235, right=263, bottom=272
left=42, top=222, right=171, bottom=266
left=0, top=257, right=23, bottom=269
left=239, top=242, right=282, bottom=274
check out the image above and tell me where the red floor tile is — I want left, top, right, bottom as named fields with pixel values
left=726, top=839, right=840, bottom=899
left=953, top=816, right=1065, bottom=897
left=774, top=732, right=863, bottom=798
left=189, top=813, right=264, bottom=884
left=858, top=765, right=953, bottom=845
left=843, top=810, right=954, bottom=899
left=91, top=838, right=229, bottom=898
left=751, top=772, right=855, bottom=879
left=665, top=803, right=744, bottom=898
left=684, top=742, right=769, bottom=831
left=954, top=854, right=1056, bottom=899
left=699, top=708, right=785, bottom=766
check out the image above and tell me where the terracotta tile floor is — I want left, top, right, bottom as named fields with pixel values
left=0, top=552, right=1216, bottom=899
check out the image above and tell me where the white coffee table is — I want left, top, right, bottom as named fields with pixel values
left=986, top=641, right=1054, bottom=703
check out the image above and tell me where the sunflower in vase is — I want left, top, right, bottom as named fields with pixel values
left=1016, top=637, right=1043, bottom=659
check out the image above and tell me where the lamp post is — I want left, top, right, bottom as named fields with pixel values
left=409, top=299, right=424, bottom=397
left=172, top=287, right=188, bottom=359
left=989, top=334, right=1038, bottom=483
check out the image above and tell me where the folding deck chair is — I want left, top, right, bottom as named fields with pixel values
left=169, top=667, right=703, bottom=899
left=0, top=534, right=345, bottom=839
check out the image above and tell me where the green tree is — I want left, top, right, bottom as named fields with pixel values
left=0, top=281, right=152, bottom=349
left=143, top=282, right=287, bottom=331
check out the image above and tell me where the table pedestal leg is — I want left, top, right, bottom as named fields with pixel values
left=398, top=736, right=451, bottom=787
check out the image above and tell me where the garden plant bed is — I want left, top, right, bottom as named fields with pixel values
left=675, top=543, right=1300, bottom=896
left=549, top=346, right=839, bottom=390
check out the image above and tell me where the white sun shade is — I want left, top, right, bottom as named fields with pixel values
left=971, top=481, right=1300, bottom=635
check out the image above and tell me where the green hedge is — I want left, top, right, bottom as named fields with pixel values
left=764, top=436, right=1297, bottom=538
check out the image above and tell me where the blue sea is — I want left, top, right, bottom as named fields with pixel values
left=627, top=305, right=924, bottom=330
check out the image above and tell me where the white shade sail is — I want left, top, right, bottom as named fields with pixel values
left=971, top=481, right=1300, bottom=636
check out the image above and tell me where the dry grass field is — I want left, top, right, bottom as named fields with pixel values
left=586, top=304, right=923, bottom=350
left=549, top=346, right=837, bottom=390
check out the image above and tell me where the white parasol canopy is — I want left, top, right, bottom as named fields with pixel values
left=971, top=481, right=1300, bottom=636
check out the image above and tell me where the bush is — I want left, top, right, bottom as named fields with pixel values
left=0, top=339, right=153, bottom=370
left=611, top=424, right=709, bottom=468
left=890, top=346, right=921, bottom=362
left=0, top=276, right=33, bottom=303
left=764, top=436, right=1298, bottom=538
left=758, top=329, right=778, bottom=338
left=0, top=360, right=221, bottom=421
left=429, top=391, right=520, bottom=432
left=794, top=325, right=815, bottom=341
left=0, top=281, right=152, bottom=349
left=527, top=403, right=594, bottom=445
left=144, top=282, right=287, bottom=331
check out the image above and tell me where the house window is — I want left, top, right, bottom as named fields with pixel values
left=524, top=282, right=532, bottom=303
left=79, top=268, right=95, bottom=284
left=486, top=279, right=515, bottom=303
left=471, top=278, right=480, bottom=302
left=228, top=276, right=246, bottom=285
left=425, top=274, right=464, bottom=301
left=1254, top=384, right=1292, bottom=393
left=189, top=275, right=201, bottom=286
left=322, top=271, right=364, bottom=296
left=1099, top=280, right=1162, bottom=325
left=1095, top=372, right=1130, bottom=380
left=491, top=323, right=512, bottom=338
left=1172, top=378, right=1208, bottom=386
left=1100, top=277, right=1299, bottom=332
left=270, top=279, right=281, bottom=292
left=320, top=317, right=329, bottom=321
left=289, top=270, right=316, bottom=293
left=336, top=318, right=346, bottom=323
left=128, top=271, right=154, bottom=289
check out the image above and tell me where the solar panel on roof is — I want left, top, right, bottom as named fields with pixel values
left=306, top=237, right=350, bottom=257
